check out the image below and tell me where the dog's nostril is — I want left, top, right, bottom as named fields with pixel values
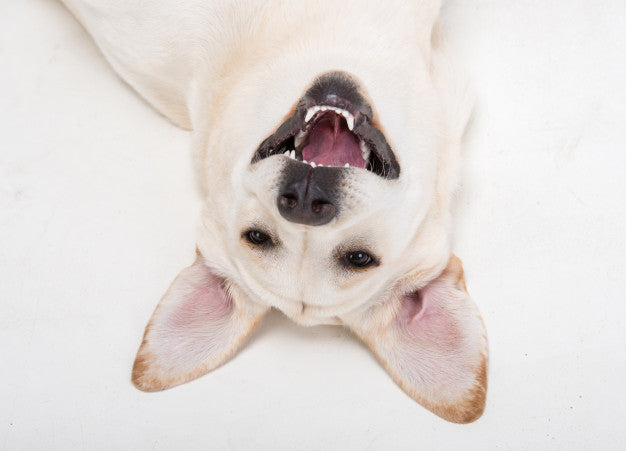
left=311, top=199, right=330, bottom=214
left=279, top=194, right=298, bottom=209
left=277, top=192, right=336, bottom=226
left=276, top=163, right=339, bottom=226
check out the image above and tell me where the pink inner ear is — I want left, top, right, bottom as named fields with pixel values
left=358, top=256, right=487, bottom=422
left=401, top=291, right=424, bottom=320
left=167, top=268, right=233, bottom=330
left=133, top=256, right=270, bottom=392
left=400, top=281, right=464, bottom=352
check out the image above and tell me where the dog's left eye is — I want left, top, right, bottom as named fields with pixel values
left=244, top=229, right=272, bottom=246
left=343, top=251, right=376, bottom=269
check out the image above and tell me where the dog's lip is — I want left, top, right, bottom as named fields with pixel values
left=251, top=101, right=400, bottom=178
left=252, top=71, right=399, bottom=177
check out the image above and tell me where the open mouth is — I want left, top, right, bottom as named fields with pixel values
left=252, top=72, right=400, bottom=179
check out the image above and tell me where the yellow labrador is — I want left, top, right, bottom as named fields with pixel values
left=63, top=0, right=488, bottom=423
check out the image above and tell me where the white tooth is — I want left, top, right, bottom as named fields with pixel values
left=311, top=161, right=316, bottom=168
left=305, top=106, right=319, bottom=123
left=284, top=150, right=290, bottom=156
left=290, top=150, right=296, bottom=159
left=303, top=160, right=308, bottom=164
left=360, top=141, right=371, bottom=160
left=346, top=115, right=354, bottom=131
left=318, top=163, right=323, bottom=167
left=321, top=106, right=328, bottom=111
left=344, top=163, right=350, bottom=167
left=295, top=130, right=307, bottom=149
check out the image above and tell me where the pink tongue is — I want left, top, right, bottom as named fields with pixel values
left=301, top=114, right=365, bottom=168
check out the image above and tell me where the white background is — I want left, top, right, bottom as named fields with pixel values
left=1, top=0, right=625, bottom=448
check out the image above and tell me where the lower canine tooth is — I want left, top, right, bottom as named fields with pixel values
left=295, top=130, right=307, bottom=148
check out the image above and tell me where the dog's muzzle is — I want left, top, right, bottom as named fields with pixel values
left=252, top=71, right=400, bottom=227
left=276, top=161, right=343, bottom=226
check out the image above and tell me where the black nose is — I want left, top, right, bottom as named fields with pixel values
left=277, top=163, right=340, bottom=226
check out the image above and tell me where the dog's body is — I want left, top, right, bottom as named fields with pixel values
left=63, top=0, right=488, bottom=423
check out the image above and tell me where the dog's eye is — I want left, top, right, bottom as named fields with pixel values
left=244, top=229, right=272, bottom=246
left=343, top=251, right=376, bottom=269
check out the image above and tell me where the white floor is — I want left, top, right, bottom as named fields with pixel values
left=1, top=0, right=625, bottom=449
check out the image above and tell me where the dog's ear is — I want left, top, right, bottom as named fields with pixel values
left=132, top=252, right=267, bottom=391
left=347, top=254, right=488, bottom=423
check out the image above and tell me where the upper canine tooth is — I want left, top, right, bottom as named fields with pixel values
left=344, top=163, right=350, bottom=167
left=290, top=150, right=296, bottom=159
left=284, top=150, right=290, bottom=156
left=346, top=115, right=355, bottom=131
left=305, top=106, right=320, bottom=123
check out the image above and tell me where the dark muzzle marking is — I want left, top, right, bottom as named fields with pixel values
left=277, top=160, right=342, bottom=226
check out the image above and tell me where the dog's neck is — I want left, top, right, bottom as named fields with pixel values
left=187, top=1, right=438, bottom=132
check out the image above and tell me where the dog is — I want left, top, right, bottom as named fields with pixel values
left=62, top=0, right=488, bottom=423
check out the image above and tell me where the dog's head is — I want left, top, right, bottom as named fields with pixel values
left=205, top=71, right=447, bottom=322
left=133, top=70, right=487, bottom=423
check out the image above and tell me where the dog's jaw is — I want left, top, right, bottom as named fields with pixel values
left=252, top=71, right=400, bottom=179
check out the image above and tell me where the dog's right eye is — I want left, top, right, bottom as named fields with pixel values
left=244, top=229, right=272, bottom=246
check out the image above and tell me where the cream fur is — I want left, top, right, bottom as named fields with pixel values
left=62, top=0, right=487, bottom=423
